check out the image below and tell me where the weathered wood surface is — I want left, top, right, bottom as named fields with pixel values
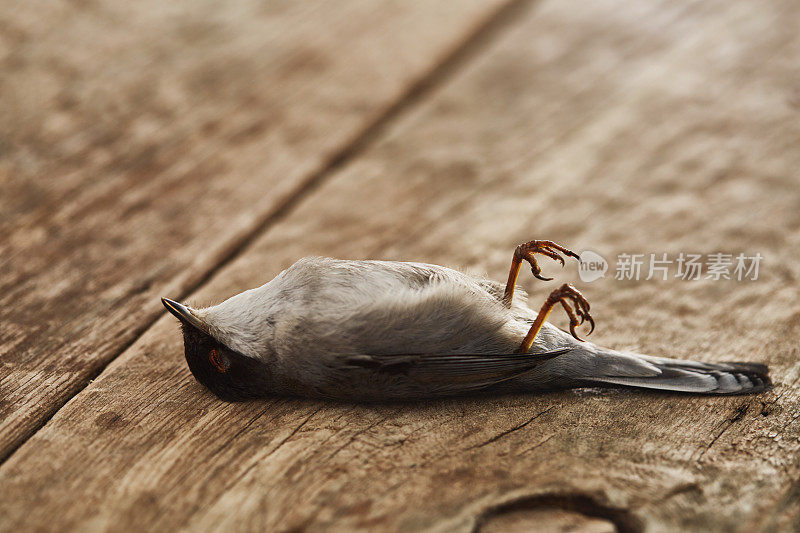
left=0, top=0, right=508, bottom=459
left=2, top=0, right=800, bottom=531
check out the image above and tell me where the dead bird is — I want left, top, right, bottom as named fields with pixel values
left=162, top=240, right=770, bottom=401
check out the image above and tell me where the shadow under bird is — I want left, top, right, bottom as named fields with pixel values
left=162, top=240, right=770, bottom=401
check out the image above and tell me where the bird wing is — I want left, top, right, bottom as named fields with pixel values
left=342, top=348, right=571, bottom=393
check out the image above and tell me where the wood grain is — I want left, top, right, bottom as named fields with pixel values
left=0, top=0, right=508, bottom=459
left=2, top=0, right=800, bottom=530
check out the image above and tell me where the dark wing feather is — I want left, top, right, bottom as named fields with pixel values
left=343, top=348, right=571, bottom=393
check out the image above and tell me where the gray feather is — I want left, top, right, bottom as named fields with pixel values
left=343, top=349, right=570, bottom=395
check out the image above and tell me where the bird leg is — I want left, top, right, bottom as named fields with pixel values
left=503, top=240, right=580, bottom=307
left=517, top=283, right=594, bottom=353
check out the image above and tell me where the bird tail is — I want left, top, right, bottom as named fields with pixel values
left=578, top=348, right=771, bottom=395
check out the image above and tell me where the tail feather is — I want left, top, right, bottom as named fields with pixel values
left=587, top=352, right=771, bottom=395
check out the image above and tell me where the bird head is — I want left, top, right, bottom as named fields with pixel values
left=161, top=297, right=272, bottom=401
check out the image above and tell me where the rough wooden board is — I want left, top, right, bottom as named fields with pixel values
left=2, top=0, right=800, bottom=531
left=480, top=508, right=615, bottom=533
left=0, top=0, right=509, bottom=459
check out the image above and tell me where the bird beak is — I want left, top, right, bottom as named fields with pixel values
left=161, top=297, right=208, bottom=333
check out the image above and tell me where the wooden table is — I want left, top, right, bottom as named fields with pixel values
left=1, top=0, right=798, bottom=530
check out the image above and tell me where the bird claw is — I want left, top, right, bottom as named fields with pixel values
left=516, top=240, right=580, bottom=282
left=516, top=280, right=596, bottom=353
left=531, top=267, right=553, bottom=282
left=552, top=283, right=594, bottom=341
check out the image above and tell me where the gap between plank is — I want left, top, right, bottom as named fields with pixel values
left=0, top=0, right=538, bottom=465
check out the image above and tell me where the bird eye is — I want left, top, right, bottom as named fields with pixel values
left=209, top=348, right=228, bottom=373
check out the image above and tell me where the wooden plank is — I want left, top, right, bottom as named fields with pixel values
left=0, top=0, right=509, bottom=458
left=2, top=0, right=800, bottom=530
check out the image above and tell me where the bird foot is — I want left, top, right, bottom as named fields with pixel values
left=547, top=283, right=595, bottom=341
left=514, top=240, right=580, bottom=281
left=517, top=282, right=596, bottom=352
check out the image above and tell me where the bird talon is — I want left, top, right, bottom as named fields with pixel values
left=517, top=240, right=581, bottom=283
left=553, top=284, right=594, bottom=341
left=569, top=323, right=584, bottom=342
left=517, top=281, right=596, bottom=352
left=586, top=316, right=596, bottom=335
